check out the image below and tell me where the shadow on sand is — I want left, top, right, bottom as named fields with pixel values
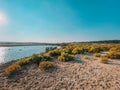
left=109, top=61, right=120, bottom=66
left=69, top=59, right=85, bottom=64
left=109, top=60, right=120, bottom=66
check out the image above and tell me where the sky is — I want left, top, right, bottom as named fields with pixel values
left=0, top=0, right=120, bottom=43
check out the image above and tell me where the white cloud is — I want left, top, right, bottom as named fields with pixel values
left=0, top=11, right=8, bottom=25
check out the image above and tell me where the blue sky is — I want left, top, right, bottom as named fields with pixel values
left=0, top=0, right=120, bottom=43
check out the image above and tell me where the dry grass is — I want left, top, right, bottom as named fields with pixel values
left=39, top=61, right=54, bottom=70
left=100, top=57, right=109, bottom=64
left=107, top=52, right=120, bottom=59
left=47, top=50, right=61, bottom=57
left=94, top=53, right=101, bottom=57
left=5, top=64, right=21, bottom=74
left=58, top=53, right=74, bottom=62
left=84, top=56, right=90, bottom=60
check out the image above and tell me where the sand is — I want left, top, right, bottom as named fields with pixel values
left=0, top=55, right=120, bottom=90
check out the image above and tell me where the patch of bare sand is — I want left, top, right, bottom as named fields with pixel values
left=0, top=55, right=120, bottom=90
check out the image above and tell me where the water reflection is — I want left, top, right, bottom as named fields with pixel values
left=0, top=47, right=9, bottom=63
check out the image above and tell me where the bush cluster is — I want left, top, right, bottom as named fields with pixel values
left=39, top=61, right=54, bottom=70
left=45, top=47, right=57, bottom=52
left=47, top=50, right=61, bottom=57
left=58, top=53, right=74, bottom=62
left=5, top=54, right=52, bottom=74
left=94, top=53, right=101, bottom=57
left=105, top=47, right=120, bottom=59
left=84, top=56, right=90, bottom=60
left=100, top=57, right=109, bottom=64
left=107, top=52, right=120, bottom=59
left=5, top=64, right=21, bottom=74
left=88, top=46, right=103, bottom=53
left=72, top=48, right=84, bottom=54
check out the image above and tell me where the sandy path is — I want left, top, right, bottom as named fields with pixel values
left=0, top=55, right=120, bottom=90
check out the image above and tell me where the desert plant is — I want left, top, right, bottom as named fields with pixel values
left=32, top=54, right=52, bottom=65
left=100, top=57, right=109, bottom=64
left=105, top=47, right=120, bottom=59
left=109, top=47, right=120, bottom=52
left=62, top=48, right=73, bottom=54
left=15, top=57, right=33, bottom=65
left=84, top=56, right=90, bottom=60
left=31, top=54, right=40, bottom=61
left=72, top=48, right=84, bottom=55
left=94, top=53, right=101, bottom=57
left=107, top=52, right=120, bottom=59
left=39, top=61, right=54, bottom=70
left=40, top=54, right=52, bottom=61
left=27, top=54, right=42, bottom=65
left=5, top=64, right=21, bottom=74
left=89, top=46, right=103, bottom=53
left=45, top=47, right=57, bottom=52
left=58, top=53, right=74, bottom=62
left=48, top=50, right=61, bottom=57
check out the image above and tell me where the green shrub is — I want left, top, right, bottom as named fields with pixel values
left=6, top=64, right=21, bottom=74
left=107, top=52, right=120, bottom=59
left=40, top=55, right=52, bottom=61
left=72, top=48, right=84, bottom=55
left=39, top=61, right=54, bottom=70
left=89, top=46, right=102, bottom=53
left=94, top=53, right=101, bottom=57
left=5, top=57, right=34, bottom=75
left=31, top=54, right=40, bottom=61
left=58, top=53, right=74, bottom=62
left=109, top=47, right=120, bottom=52
left=100, top=57, right=109, bottom=64
left=106, top=47, right=120, bottom=59
left=61, top=48, right=72, bottom=54
left=48, top=50, right=61, bottom=57
left=5, top=54, right=52, bottom=74
left=31, top=54, right=52, bottom=65
left=15, top=58, right=31, bottom=65
left=28, top=54, right=42, bottom=65
left=45, top=47, right=57, bottom=52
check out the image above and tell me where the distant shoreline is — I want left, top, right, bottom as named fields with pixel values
left=0, top=40, right=120, bottom=47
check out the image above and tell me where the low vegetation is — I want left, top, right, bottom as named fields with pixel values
left=106, top=47, right=120, bottom=59
left=39, top=61, right=54, bottom=70
left=94, top=53, right=101, bottom=57
left=5, top=54, right=52, bottom=74
left=45, top=47, right=57, bottom=52
left=47, top=50, right=61, bottom=57
left=100, top=57, right=109, bottom=64
left=58, top=53, right=74, bottom=62
left=6, top=64, right=21, bottom=74
left=84, top=56, right=90, bottom=60
left=5, top=44, right=120, bottom=75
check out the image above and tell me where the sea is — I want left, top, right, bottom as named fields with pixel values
left=0, top=45, right=57, bottom=64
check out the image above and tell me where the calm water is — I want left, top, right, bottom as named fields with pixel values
left=0, top=45, right=57, bottom=64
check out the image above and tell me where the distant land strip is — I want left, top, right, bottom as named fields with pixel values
left=0, top=40, right=120, bottom=47
left=0, top=43, right=60, bottom=47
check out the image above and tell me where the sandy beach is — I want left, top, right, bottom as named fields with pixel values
left=0, top=55, right=120, bottom=90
